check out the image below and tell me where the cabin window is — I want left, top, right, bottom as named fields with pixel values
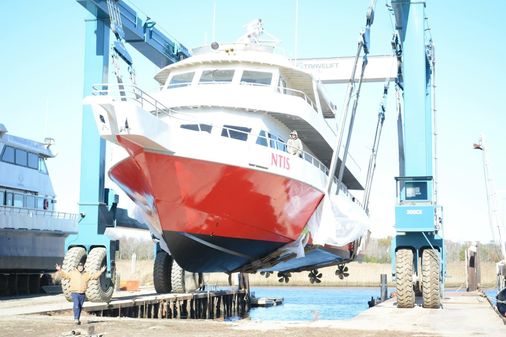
left=1, top=146, right=15, bottom=163
left=0, top=191, right=4, bottom=206
left=37, top=197, right=45, bottom=209
left=199, top=69, right=234, bottom=84
left=39, top=158, right=48, bottom=174
left=221, top=125, right=251, bottom=141
left=168, top=72, right=194, bottom=88
left=15, top=149, right=27, bottom=166
left=6, top=193, right=13, bottom=206
left=241, top=71, right=272, bottom=86
left=25, top=195, right=35, bottom=209
left=268, top=133, right=286, bottom=152
left=28, top=153, right=38, bottom=169
left=13, top=193, right=23, bottom=208
left=180, top=124, right=212, bottom=133
left=256, top=130, right=268, bottom=147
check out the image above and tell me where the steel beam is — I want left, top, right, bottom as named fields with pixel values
left=296, top=55, right=398, bottom=83
left=76, top=0, right=191, bottom=67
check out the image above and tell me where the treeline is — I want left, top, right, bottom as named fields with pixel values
left=117, top=236, right=154, bottom=260
left=362, top=237, right=503, bottom=263
left=116, top=235, right=503, bottom=263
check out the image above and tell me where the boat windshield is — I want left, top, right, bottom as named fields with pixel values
left=240, top=70, right=272, bottom=86
left=168, top=71, right=194, bottom=88
left=199, top=69, right=234, bottom=84
left=1, top=145, right=49, bottom=174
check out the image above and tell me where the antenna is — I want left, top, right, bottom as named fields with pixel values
left=294, top=0, right=299, bottom=61
left=212, top=1, right=216, bottom=42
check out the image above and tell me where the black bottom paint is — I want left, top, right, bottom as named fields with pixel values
left=163, top=231, right=285, bottom=273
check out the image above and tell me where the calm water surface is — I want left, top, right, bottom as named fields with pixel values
left=246, top=287, right=388, bottom=321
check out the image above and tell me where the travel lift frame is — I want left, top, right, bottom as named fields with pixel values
left=64, top=0, right=443, bottom=305
left=63, top=0, right=190, bottom=302
left=389, top=0, right=444, bottom=309
left=304, top=1, right=444, bottom=309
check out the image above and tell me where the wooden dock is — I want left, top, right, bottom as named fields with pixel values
left=0, top=288, right=250, bottom=319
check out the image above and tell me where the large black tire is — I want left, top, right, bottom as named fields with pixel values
left=85, top=247, right=115, bottom=303
left=153, top=251, right=172, bottom=293
left=422, top=249, right=441, bottom=308
left=396, top=249, right=415, bottom=308
left=62, top=247, right=87, bottom=302
left=171, top=260, right=202, bottom=293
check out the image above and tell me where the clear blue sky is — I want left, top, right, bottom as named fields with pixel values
left=0, top=0, right=504, bottom=243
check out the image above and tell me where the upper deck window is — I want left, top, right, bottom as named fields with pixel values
left=256, top=130, right=268, bottom=146
left=1, top=145, right=49, bottom=174
left=180, top=124, right=212, bottom=133
left=1, top=146, right=15, bottom=163
left=221, top=125, right=251, bottom=141
left=28, top=153, right=38, bottom=169
left=168, top=72, right=194, bottom=88
left=39, top=158, right=48, bottom=174
left=15, top=149, right=27, bottom=166
left=241, top=71, right=272, bottom=86
left=199, top=70, right=234, bottom=84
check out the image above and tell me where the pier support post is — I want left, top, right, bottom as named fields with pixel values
left=380, top=274, right=388, bottom=301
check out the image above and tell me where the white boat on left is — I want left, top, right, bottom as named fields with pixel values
left=0, top=123, right=78, bottom=295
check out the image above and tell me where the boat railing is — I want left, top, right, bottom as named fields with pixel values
left=262, top=135, right=360, bottom=205
left=163, top=80, right=318, bottom=113
left=0, top=205, right=79, bottom=221
left=237, top=82, right=318, bottom=111
left=277, top=86, right=317, bottom=111
left=92, top=84, right=172, bottom=118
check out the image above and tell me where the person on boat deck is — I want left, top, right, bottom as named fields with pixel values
left=56, top=262, right=106, bottom=325
left=287, top=130, right=303, bottom=157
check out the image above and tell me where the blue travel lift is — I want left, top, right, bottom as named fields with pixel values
left=390, top=0, right=445, bottom=308
left=62, top=0, right=191, bottom=302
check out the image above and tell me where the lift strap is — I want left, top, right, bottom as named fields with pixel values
left=325, top=0, right=376, bottom=195
left=362, top=83, right=388, bottom=212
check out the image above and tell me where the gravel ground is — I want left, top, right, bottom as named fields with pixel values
left=0, top=314, right=415, bottom=337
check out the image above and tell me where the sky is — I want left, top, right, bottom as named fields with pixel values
left=0, top=0, right=504, bottom=243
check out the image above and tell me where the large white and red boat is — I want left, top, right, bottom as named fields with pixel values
left=86, top=23, right=369, bottom=284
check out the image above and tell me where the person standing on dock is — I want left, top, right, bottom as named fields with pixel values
left=55, top=262, right=106, bottom=325
left=287, top=130, right=303, bottom=157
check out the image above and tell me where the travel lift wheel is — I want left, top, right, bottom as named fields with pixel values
left=421, top=249, right=441, bottom=308
left=171, top=259, right=203, bottom=293
left=395, top=249, right=415, bottom=308
left=153, top=250, right=172, bottom=293
left=85, top=247, right=115, bottom=303
left=62, top=247, right=87, bottom=302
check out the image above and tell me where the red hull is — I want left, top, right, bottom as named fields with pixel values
left=111, top=137, right=324, bottom=245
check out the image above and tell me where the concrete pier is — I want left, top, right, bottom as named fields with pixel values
left=0, top=290, right=504, bottom=337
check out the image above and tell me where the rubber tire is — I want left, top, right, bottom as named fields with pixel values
left=171, top=259, right=202, bottom=293
left=62, top=247, right=87, bottom=302
left=29, top=274, right=41, bottom=294
left=396, top=249, right=415, bottom=308
left=85, top=247, right=114, bottom=303
left=422, top=249, right=441, bottom=308
left=153, top=250, right=172, bottom=294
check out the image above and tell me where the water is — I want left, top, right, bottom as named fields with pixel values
left=246, top=286, right=388, bottom=321
left=239, top=286, right=503, bottom=321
